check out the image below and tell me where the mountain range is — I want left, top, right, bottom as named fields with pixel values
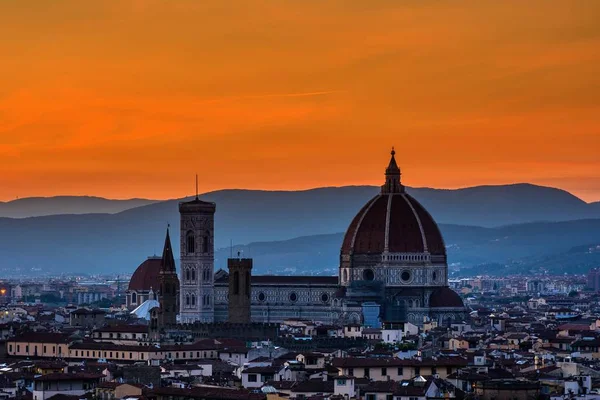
left=0, top=183, right=599, bottom=276
left=0, top=196, right=157, bottom=218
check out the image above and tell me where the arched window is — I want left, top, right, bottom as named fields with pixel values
left=206, top=296, right=210, bottom=305
left=131, top=292, right=137, bottom=304
left=186, top=269, right=190, bottom=281
left=185, top=294, right=190, bottom=306
left=343, top=269, right=348, bottom=282
left=245, top=271, right=250, bottom=296
left=233, top=271, right=240, bottom=295
left=203, top=235, right=209, bottom=253
left=191, top=295, right=196, bottom=306
left=191, top=268, right=196, bottom=281
left=186, top=231, right=195, bottom=254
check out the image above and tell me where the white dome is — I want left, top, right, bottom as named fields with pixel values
left=131, top=299, right=160, bottom=320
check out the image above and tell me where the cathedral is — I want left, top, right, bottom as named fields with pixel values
left=127, top=150, right=466, bottom=327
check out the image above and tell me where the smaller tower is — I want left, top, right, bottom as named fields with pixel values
left=228, top=256, right=253, bottom=323
left=158, top=227, right=180, bottom=327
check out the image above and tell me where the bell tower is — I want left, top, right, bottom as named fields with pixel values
left=179, top=189, right=216, bottom=323
left=228, top=256, right=253, bottom=323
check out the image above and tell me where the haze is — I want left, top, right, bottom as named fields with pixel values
left=1, top=1, right=599, bottom=201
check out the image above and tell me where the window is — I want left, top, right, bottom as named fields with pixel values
left=203, top=235, right=209, bottom=253
left=248, top=374, right=258, bottom=382
left=386, top=396, right=393, bottom=400
left=186, top=294, right=190, bottom=306
left=43, top=346, right=47, bottom=353
left=186, top=231, right=195, bottom=253
left=186, top=269, right=190, bottom=281
left=130, top=352, right=133, bottom=359
left=245, top=271, right=250, bottom=296
left=337, top=379, right=346, bottom=386
left=364, top=368, right=370, bottom=378
left=446, top=367, right=452, bottom=375
left=366, top=395, right=376, bottom=400
left=191, top=295, right=196, bottom=306
left=191, top=268, right=196, bottom=281
left=432, top=367, right=437, bottom=375
left=258, top=292, right=266, bottom=302
left=401, top=270, right=411, bottom=282
left=348, top=368, right=354, bottom=376
left=233, top=271, right=240, bottom=295
left=414, top=367, right=420, bottom=375
left=289, top=292, right=298, bottom=302
left=381, top=367, right=387, bottom=376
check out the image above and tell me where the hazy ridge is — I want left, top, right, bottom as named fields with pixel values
left=0, top=184, right=599, bottom=276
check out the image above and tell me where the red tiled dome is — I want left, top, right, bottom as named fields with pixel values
left=128, top=257, right=162, bottom=291
left=341, top=193, right=446, bottom=256
left=341, top=149, right=445, bottom=257
left=429, top=287, right=464, bottom=308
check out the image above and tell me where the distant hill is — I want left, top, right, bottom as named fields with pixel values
left=0, top=196, right=158, bottom=218
left=1, top=184, right=598, bottom=228
left=115, top=183, right=600, bottom=250
left=1, top=213, right=599, bottom=276
left=1, top=183, right=600, bottom=276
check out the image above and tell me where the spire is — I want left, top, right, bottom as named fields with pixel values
left=160, top=226, right=176, bottom=273
left=381, top=147, right=404, bottom=194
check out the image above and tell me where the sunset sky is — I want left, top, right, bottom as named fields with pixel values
left=1, top=1, right=599, bottom=202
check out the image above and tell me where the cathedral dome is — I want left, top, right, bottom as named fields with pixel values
left=341, top=149, right=445, bottom=257
left=128, top=257, right=162, bottom=291
left=429, top=287, right=464, bottom=308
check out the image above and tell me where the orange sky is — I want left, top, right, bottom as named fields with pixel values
left=1, top=1, right=599, bottom=202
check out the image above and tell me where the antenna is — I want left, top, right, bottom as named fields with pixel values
left=195, top=174, right=199, bottom=200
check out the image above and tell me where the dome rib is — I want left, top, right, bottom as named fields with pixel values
left=401, top=193, right=428, bottom=252
left=383, top=194, right=394, bottom=252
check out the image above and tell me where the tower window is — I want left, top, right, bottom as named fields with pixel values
left=191, top=295, right=196, bottom=306
left=245, top=271, right=250, bottom=296
left=185, top=295, right=190, bottom=306
left=191, top=268, right=196, bottom=281
left=186, top=231, right=195, bottom=254
left=186, top=269, right=190, bottom=281
left=131, top=292, right=137, bottom=304
left=203, top=235, right=209, bottom=253
left=233, top=271, right=240, bottom=295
